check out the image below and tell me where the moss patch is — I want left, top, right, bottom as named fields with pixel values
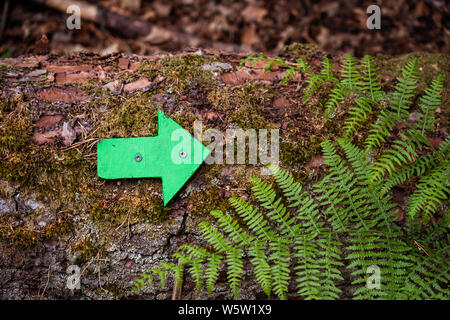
left=90, top=189, right=169, bottom=230
left=208, top=83, right=274, bottom=130
left=0, top=215, right=74, bottom=249
left=158, top=54, right=220, bottom=92
left=187, top=185, right=229, bottom=216
left=282, top=43, right=321, bottom=61
left=72, top=237, right=99, bottom=264
left=96, top=92, right=159, bottom=138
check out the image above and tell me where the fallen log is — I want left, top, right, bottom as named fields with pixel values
left=0, top=47, right=448, bottom=299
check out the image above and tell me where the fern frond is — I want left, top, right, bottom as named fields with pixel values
left=381, top=136, right=450, bottom=195
left=205, top=253, right=222, bottom=294
left=226, top=247, right=244, bottom=298
left=175, top=244, right=210, bottom=293
left=281, top=68, right=297, bottom=85
left=229, top=197, right=271, bottom=239
left=303, top=73, right=326, bottom=103
left=364, top=58, right=418, bottom=151
left=152, top=266, right=170, bottom=289
left=320, top=56, right=336, bottom=81
left=249, top=240, right=272, bottom=298
left=417, top=74, right=444, bottom=135
left=347, top=229, right=411, bottom=299
left=315, top=140, right=373, bottom=230
left=369, top=128, right=431, bottom=183
left=340, top=54, right=361, bottom=91
left=315, top=235, right=344, bottom=299
left=389, top=58, right=419, bottom=118
left=302, top=56, right=337, bottom=103
left=198, top=221, right=232, bottom=252
left=269, top=237, right=291, bottom=300
left=324, top=85, right=349, bottom=119
left=269, top=164, right=322, bottom=233
left=295, top=57, right=310, bottom=72
left=188, top=258, right=204, bottom=292
left=294, top=234, right=321, bottom=299
left=400, top=246, right=450, bottom=299
left=365, top=110, right=400, bottom=150
left=360, top=55, right=384, bottom=101
left=406, top=160, right=450, bottom=222
left=344, top=96, right=375, bottom=137
left=171, top=253, right=190, bottom=290
left=178, top=243, right=209, bottom=259
left=210, top=209, right=252, bottom=246
left=250, top=177, right=297, bottom=237
left=337, top=137, right=373, bottom=178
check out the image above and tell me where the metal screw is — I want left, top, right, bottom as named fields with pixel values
left=179, top=151, right=187, bottom=158
left=135, top=154, right=142, bottom=162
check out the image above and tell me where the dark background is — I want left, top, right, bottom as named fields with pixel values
left=0, top=0, right=448, bottom=58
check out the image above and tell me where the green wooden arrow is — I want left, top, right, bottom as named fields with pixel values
left=97, top=110, right=211, bottom=206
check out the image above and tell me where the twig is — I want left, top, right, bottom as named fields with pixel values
left=40, top=266, right=52, bottom=299
left=60, top=138, right=97, bottom=152
left=97, top=249, right=103, bottom=291
left=414, top=240, right=430, bottom=256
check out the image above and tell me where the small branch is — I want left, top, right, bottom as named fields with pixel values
left=40, top=266, right=52, bottom=299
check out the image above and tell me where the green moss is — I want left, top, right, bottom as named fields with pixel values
left=202, top=164, right=225, bottom=182
left=208, top=83, right=274, bottom=130
left=0, top=99, right=6, bottom=120
left=280, top=140, right=309, bottom=168
left=0, top=95, right=33, bottom=152
left=0, top=94, right=101, bottom=250
left=133, top=60, right=158, bottom=82
left=0, top=64, right=11, bottom=72
left=102, top=283, right=123, bottom=297
left=169, top=111, right=198, bottom=135
left=0, top=95, right=35, bottom=184
left=0, top=64, right=16, bottom=86
left=96, top=92, right=159, bottom=138
left=73, top=237, right=99, bottom=264
left=158, top=54, right=219, bottom=92
left=0, top=216, right=74, bottom=249
left=282, top=43, right=321, bottom=61
left=90, top=193, right=169, bottom=229
left=187, top=185, right=229, bottom=216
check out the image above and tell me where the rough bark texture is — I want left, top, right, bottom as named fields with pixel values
left=0, top=45, right=449, bottom=299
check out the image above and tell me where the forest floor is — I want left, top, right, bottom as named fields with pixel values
left=0, top=0, right=449, bottom=58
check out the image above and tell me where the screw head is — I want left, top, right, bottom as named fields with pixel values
left=179, top=150, right=187, bottom=158
left=135, top=154, right=143, bottom=162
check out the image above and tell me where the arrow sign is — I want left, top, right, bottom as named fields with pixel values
left=97, top=110, right=211, bottom=206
